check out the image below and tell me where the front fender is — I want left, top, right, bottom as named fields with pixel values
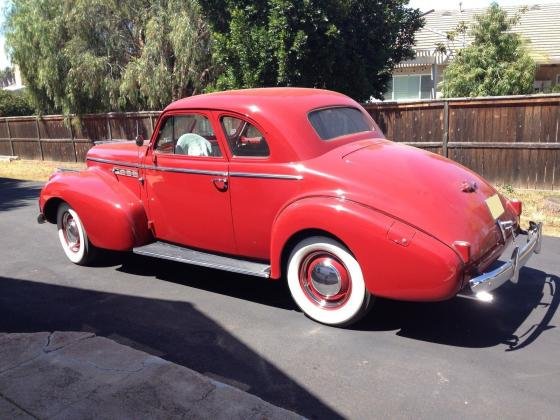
left=270, top=197, right=463, bottom=301
left=40, top=167, right=151, bottom=250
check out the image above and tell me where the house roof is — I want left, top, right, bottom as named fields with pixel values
left=401, top=3, right=560, bottom=66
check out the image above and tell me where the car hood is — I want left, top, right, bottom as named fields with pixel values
left=86, top=141, right=143, bottom=164
left=331, top=140, right=517, bottom=262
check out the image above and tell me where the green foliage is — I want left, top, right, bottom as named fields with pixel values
left=442, top=3, right=536, bottom=98
left=4, top=0, right=212, bottom=114
left=502, top=184, right=515, bottom=195
left=120, top=0, right=213, bottom=110
left=199, top=0, right=424, bottom=102
left=552, top=84, right=560, bottom=93
left=0, top=90, right=34, bottom=116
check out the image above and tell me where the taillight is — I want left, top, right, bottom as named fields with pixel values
left=510, top=200, right=522, bottom=217
left=453, top=241, right=471, bottom=263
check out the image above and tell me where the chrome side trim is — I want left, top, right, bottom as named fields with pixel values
left=229, top=172, right=303, bottom=180
left=88, top=157, right=301, bottom=179
left=469, top=221, right=542, bottom=296
left=87, top=157, right=140, bottom=168
left=143, top=165, right=228, bottom=177
left=87, top=158, right=226, bottom=176
left=94, top=140, right=133, bottom=145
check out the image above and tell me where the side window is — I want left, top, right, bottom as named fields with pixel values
left=221, top=116, right=270, bottom=157
left=154, top=114, right=222, bottom=157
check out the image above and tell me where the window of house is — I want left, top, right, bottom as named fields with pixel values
left=385, top=74, right=433, bottom=100
left=221, top=116, right=270, bottom=157
left=154, top=114, right=222, bottom=157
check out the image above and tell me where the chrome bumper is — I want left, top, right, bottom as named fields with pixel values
left=468, top=221, right=542, bottom=299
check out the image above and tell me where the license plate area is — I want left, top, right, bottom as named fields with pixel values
left=485, top=194, right=505, bottom=220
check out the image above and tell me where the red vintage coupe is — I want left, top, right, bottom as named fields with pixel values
left=38, top=88, right=542, bottom=326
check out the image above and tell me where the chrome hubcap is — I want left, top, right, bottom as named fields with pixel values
left=310, top=260, right=342, bottom=297
left=62, top=212, right=80, bottom=253
left=299, top=252, right=351, bottom=308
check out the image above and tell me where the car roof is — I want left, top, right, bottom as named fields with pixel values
left=164, top=88, right=379, bottom=161
left=164, top=87, right=352, bottom=115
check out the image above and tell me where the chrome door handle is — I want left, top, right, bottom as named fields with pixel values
left=212, top=177, right=228, bottom=191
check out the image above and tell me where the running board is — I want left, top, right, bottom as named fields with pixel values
left=133, top=241, right=271, bottom=278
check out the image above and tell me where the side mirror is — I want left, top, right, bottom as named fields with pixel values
left=135, top=134, right=145, bottom=147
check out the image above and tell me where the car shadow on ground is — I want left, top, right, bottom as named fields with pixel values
left=354, top=267, right=558, bottom=350
left=0, top=178, right=41, bottom=212
left=117, top=253, right=559, bottom=351
left=0, top=275, right=341, bottom=419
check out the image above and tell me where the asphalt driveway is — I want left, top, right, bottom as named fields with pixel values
left=1, top=178, right=559, bottom=419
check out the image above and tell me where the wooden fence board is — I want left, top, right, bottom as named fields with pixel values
left=0, top=140, right=11, bottom=155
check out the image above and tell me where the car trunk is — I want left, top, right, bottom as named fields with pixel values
left=340, top=140, right=517, bottom=263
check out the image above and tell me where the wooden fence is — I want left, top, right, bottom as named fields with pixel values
left=1, top=94, right=559, bottom=189
left=0, top=112, right=160, bottom=162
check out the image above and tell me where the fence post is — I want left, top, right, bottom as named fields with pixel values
left=68, top=116, right=78, bottom=162
left=36, top=116, right=44, bottom=160
left=107, top=114, right=113, bottom=141
left=442, top=100, right=449, bottom=158
left=6, top=118, right=14, bottom=156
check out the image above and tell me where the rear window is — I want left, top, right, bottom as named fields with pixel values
left=308, top=107, right=374, bottom=140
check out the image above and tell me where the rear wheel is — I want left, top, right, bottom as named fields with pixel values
left=287, top=236, right=373, bottom=326
left=56, top=203, right=97, bottom=265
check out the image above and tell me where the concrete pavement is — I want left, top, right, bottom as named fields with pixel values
left=0, top=331, right=300, bottom=419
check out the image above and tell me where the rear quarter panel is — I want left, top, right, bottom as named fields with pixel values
left=270, top=197, right=463, bottom=301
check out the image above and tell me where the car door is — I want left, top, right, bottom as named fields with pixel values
left=218, top=114, right=302, bottom=260
left=143, top=110, right=236, bottom=254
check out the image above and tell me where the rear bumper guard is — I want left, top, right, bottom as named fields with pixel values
left=468, top=221, right=542, bottom=301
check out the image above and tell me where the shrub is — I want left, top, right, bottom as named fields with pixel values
left=0, top=90, right=34, bottom=116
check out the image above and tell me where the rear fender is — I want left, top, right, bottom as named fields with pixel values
left=40, top=167, right=151, bottom=250
left=270, top=197, right=462, bottom=301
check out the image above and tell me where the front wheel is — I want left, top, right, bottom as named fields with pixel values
left=287, top=236, right=373, bottom=327
left=56, top=203, right=97, bottom=265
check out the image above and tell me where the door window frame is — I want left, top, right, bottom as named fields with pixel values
left=216, top=112, right=272, bottom=161
left=150, top=109, right=228, bottom=161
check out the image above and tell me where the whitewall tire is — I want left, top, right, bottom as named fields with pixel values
left=287, top=236, right=373, bottom=326
left=56, top=203, right=96, bottom=265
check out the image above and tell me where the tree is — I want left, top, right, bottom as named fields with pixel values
left=4, top=0, right=213, bottom=114
left=441, top=3, right=535, bottom=98
left=199, top=0, right=424, bottom=102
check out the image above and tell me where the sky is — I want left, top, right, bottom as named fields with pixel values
left=0, top=0, right=559, bottom=69
left=0, top=0, right=7, bottom=69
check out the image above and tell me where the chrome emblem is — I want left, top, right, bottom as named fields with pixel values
left=461, top=180, right=478, bottom=193
left=112, top=167, right=139, bottom=178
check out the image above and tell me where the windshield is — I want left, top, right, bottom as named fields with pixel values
left=308, top=107, right=375, bottom=140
